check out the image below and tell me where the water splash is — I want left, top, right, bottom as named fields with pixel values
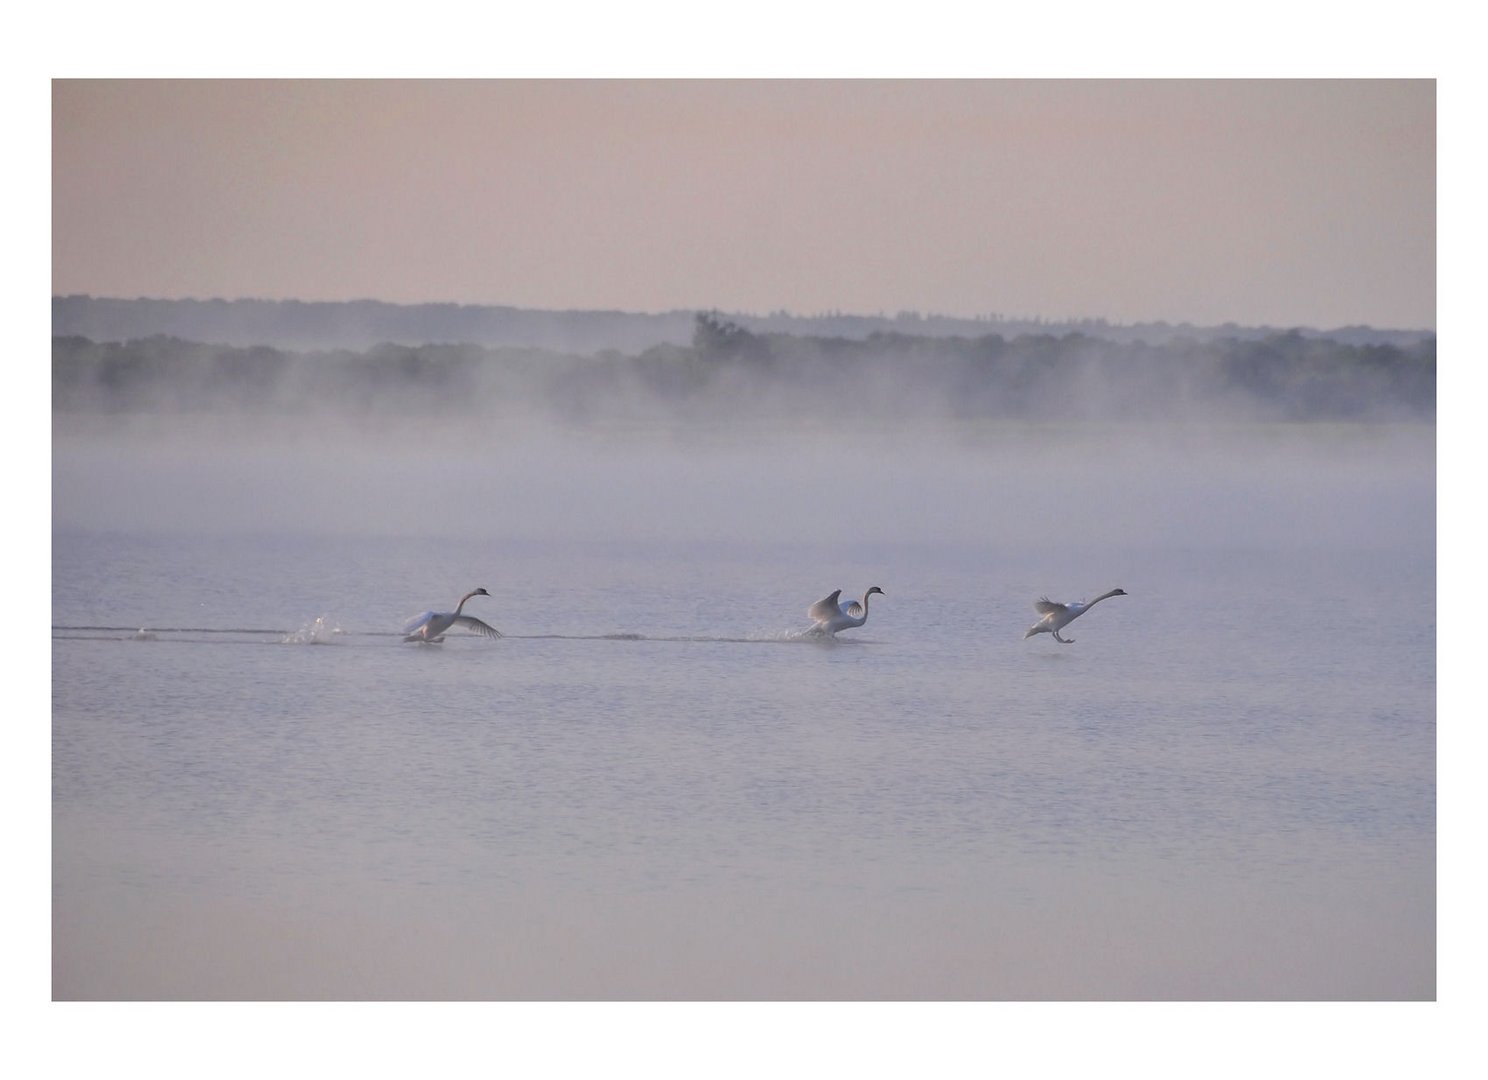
left=281, top=616, right=345, bottom=645
left=780, top=627, right=845, bottom=643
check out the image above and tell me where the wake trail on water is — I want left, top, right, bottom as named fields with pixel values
left=514, top=629, right=861, bottom=645
left=52, top=623, right=869, bottom=646
left=52, top=618, right=352, bottom=645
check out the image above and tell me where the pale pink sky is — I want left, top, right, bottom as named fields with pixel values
left=52, top=79, right=1435, bottom=329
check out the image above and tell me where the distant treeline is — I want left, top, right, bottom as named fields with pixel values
left=52, top=295, right=1432, bottom=354
left=53, top=314, right=1436, bottom=424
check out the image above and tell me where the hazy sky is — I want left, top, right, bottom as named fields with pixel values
left=52, top=79, right=1434, bottom=331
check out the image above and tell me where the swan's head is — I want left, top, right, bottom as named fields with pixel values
left=866, top=586, right=885, bottom=597
left=1111, top=588, right=1127, bottom=596
left=473, top=587, right=490, bottom=597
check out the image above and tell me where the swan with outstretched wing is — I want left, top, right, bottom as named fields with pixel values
left=807, top=586, right=884, bottom=636
left=1024, top=588, right=1126, bottom=644
left=403, top=588, right=503, bottom=642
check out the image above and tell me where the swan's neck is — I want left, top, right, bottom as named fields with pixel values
left=455, top=591, right=478, bottom=614
left=1089, top=589, right=1121, bottom=606
left=856, top=592, right=873, bottom=623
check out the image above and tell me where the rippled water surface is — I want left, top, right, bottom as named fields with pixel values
left=52, top=421, right=1435, bottom=999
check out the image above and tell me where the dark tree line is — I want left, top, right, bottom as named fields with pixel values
left=53, top=294, right=1432, bottom=354
left=53, top=314, right=1435, bottom=423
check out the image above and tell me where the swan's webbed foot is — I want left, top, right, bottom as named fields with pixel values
left=1054, top=632, right=1074, bottom=644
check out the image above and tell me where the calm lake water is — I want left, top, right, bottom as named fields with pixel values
left=51, top=419, right=1435, bottom=999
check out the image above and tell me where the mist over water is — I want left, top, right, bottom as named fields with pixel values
left=53, top=410, right=1431, bottom=550
left=52, top=373, right=1434, bottom=999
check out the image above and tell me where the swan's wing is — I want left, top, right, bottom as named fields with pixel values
left=1033, top=598, right=1066, bottom=615
left=452, top=615, right=503, bottom=638
left=808, top=590, right=844, bottom=621
left=402, top=610, right=437, bottom=634
left=844, top=600, right=864, bottom=617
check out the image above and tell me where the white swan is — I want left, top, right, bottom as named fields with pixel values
left=1024, top=588, right=1126, bottom=644
left=807, top=586, right=884, bottom=636
left=402, top=588, right=503, bottom=643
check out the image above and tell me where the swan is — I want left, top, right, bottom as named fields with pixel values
left=1024, top=588, right=1126, bottom=644
left=807, top=586, right=884, bottom=636
left=402, top=588, right=503, bottom=643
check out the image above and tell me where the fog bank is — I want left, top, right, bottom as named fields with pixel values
left=53, top=313, right=1435, bottom=429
